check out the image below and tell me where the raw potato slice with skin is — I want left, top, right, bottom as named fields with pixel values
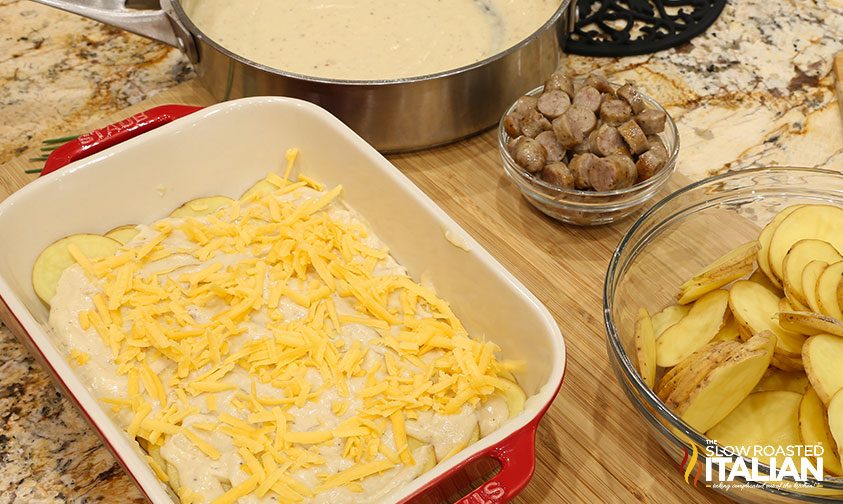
left=782, top=239, right=842, bottom=307
left=32, top=234, right=122, bottom=304
left=677, top=241, right=759, bottom=305
left=104, top=225, right=140, bottom=245
left=169, top=196, right=234, bottom=218
left=656, top=341, right=726, bottom=400
left=496, top=378, right=526, bottom=418
left=712, top=315, right=740, bottom=342
left=779, top=312, right=843, bottom=338
left=817, top=261, right=843, bottom=320
left=804, top=334, right=843, bottom=404
left=665, top=341, right=743, bottom=408
left=768, top=205, right=843, bottom=283
left=634, top=308, right=657, bottom=388
left=828, top=390, right=843, bottom=464
left=749, top=269, right=784, bottom=297
left=656, top=289, right=730, bottom=367
left=800, top=387, right=843, bottom=476
left=757, top=205, right=804, bottom=288
left=707, top=391, right=802, bottom=466
left=771, top=352, right=804, bottom=372
left=652, top=304, right=690, bottom=338
left=803, top=261, right=829, bottom=313
left=676, top=331, right=775, bottom=433
left=754, top=369, right=810, bottom=394
left=729, top=280, right=805, bottom=357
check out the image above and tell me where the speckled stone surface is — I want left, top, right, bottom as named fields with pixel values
left=0, top=0, right=841, bottom=502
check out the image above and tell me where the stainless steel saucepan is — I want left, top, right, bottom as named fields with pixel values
left=31, top=0, right=574, bottom=152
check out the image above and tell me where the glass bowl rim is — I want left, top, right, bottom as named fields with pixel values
left=603, top=166, right=843, bottom=493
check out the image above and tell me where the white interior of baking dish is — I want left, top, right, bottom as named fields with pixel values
left=0, top=97, right=565, bottom=503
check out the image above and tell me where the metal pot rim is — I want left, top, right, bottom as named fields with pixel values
left=170, top=0, right=572, bottom=85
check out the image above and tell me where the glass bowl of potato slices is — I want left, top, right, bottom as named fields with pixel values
left=605, top=167, right=843, bottom=502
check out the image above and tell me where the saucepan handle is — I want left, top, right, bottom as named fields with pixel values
left=405, top=422, right=538, bottom=504
left=29, top=0, right=196, bottom=60
left=40, top=104, right=203, bottom=176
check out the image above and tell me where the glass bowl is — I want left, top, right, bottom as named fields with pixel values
left=605, top=167, right=843, bottom=503
left=498, top=84, right=679, bottom=226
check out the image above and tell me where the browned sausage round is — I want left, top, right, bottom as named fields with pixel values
left=589, top=124, right=630, bottom=157
left=503, top=113, right=521, bottom=137
left=572, top=86, right=602, bottom=113
left=647, top=135, right=668, bottom=157
left=568, top=152, right=599, bottom=190
left=511, top=137, right=548, bottom=173
left=544, top=72, right=575, bottom=98
left=537, top=90, right=571, bottom=118
left=535, top=131, right=566, bottom=163
left=617, top=83, right=646, bottom=114
left=586, top=74, right=614, bottom=95
left=570, top=137, right=591, bottom=154
left=520, top=109, right=552, bottom=138
left=552, top=106, right=597, bottom=148
left=514, top=95, right=539, bottom=116
left=617, top=119, right=649, bottom=154
left=589, top=155, right=637, bottom=191
left=636, top=149, right=667, bottom=182
left=635, top=109, right=667, bottom=134
left=599, top=99, right=633, bottom=126
left=541, top=162, right=575, bottom=188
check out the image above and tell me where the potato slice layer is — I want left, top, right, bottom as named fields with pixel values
left=652, top=304, right=690, bottom=338
left=656, top=289, right=729, bottom=367
left=769, top=205, right=843, bottom=283
left=817, top=261, right=843, bottom=320
left=707, top=391, right=802, bottom=465
left=804, top=334, right=843, bottom=404
left=782, top=239, right=842, bottom=307
left=105, top=225, right=140, bottom=245
left=634, top=309, right=657, bottom=388
left=754, top=369, right=810, bottom=394
left=170, top=196, right=234, bottom=218
left=800, top=387, right=843, bottom=475
left=240, top=180, right=278, bottom=202
left=803, top=261, right=829, bottom=313
left=32, top=234, right=122, bottom=304
left=729, top=280, right=804, bottom=356
left=677, top=241, right=758, bottom=305
left=757, top=205, right=803, bottom=288
left=779, top=312, right=843, bottom=339
left=828, top=390, right=843, bottom=464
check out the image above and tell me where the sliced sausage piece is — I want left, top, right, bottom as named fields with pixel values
left=589, top=154, right=637, bottom=191
left=568, top=153, right=598, bottom=190
left=599, top=99, right=633, bottom=126
left=586, top=74, right=614, bottom=95
left=537, top=90, right=571, bottom=118
left=637, top=149, right=668, bottom=182
left=552, top=106, right=597, bottom=148
left=520, top=109, right=552, bottom=138
left=541, top=162, right=575, bottom=188
left=535, top=131, right=566, bottom=162
left=506, top=136, right=520, bottom=153
left=572, top=86, right=602, bottom=113
left=635, top=109, right=667, bottom=134
left=544, top=72, right=575, bottom=98
left=647, top=135, right=668, bottom=158
left=570, top=138, right=591, bottom=154
left=503, top=113, right=522, bottom=137
left=514, top=95, right=539, bottom=115
left=511, top=137, right=547, bottom=173
left=617, top=119, right=649, bottom=154
left=590, top=124, right=630, bottom=157
left=617, top=83, right=646, bottom=114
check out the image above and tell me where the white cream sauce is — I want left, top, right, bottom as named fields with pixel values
left=48, top=186, right=511, bottom=503
left=182, top=0, right=561, bottom=80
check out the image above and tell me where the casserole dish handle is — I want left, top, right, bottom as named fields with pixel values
left=413, top=422, right=538, bottom=503
left=40, top=104, right=203, bottom=176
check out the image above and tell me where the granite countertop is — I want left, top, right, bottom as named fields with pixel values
left=0, top=0, right=842, bottom=502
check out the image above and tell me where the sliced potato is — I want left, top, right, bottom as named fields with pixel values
left=105, top=224, right=140, bottom=245
left=656, top=341, right=730, bottom=401
left=771, top=352, right=804, bottom=372
left=240, top=180, right=278, bottom=202
left=828, top=389, right=843, bottom=463
left=729, top=280, right=805, bottom=357
left=757, top=205, right=804, bottom=288
left=782, top=239, right=842, bottom=307
left=170, top=196, right=234, bottom=218
left=817, top=261, right=843, bottom=320
left=779, top=311, right=843, bottom=338
left=803, top=261, right=829, bottom=313
left=676, top=331, right=775, bottom=433
left=707, top=391, right=802, bottom=465
left=656, top=289, right=729, bottom=367
left=32, top=234, right=122, bottom=304
left=800, top=387, right=843, bottom=475
left=803, top=333, right=843, bottom=404
left=634, top=308, right=657, bottom=388
left=496, top=378, right=526, bottom=418
left=712, top=315, right=740, bottom=342
left=652, top=304, right=691, bottom=337
left=677, top=241, right=759, bottom=305
left=768, top=205, right=843, bottom=283
left=754, top=369, right=810, bottom=394
left=749, top=268, right=784, bottom=297
left=665, top=341, right=742, bottom=408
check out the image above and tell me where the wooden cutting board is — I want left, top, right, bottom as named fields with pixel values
left=0, top=80, right=731, bottom=504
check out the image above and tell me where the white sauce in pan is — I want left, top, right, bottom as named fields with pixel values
left=182, top=0, right=561, bottom=80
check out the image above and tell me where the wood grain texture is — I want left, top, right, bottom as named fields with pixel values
left=0, top=80, right=731, bottom=503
